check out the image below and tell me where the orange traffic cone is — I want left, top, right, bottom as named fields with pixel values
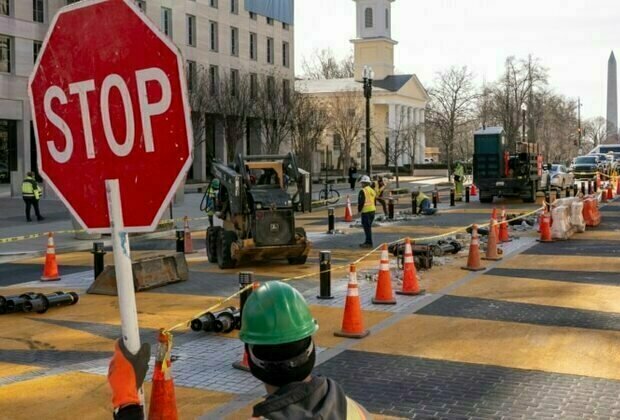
left=601, top=187, right=608, bottom=203
left=490, top=208, right=499, bottom=238
left=232, top=348, right=250, bottom=372
left=470, top=184, right=478, bottom=196
left=148, top=331, right=178, bottom=420
left=372, top=244, right=396, bottom=304
left=483, top=219, right=502, bottom=261
left=538, top=211, right=553, bottom=242
left=41, top=232, right=61, bottom=281
left=596, top=173, right=601, bottom=190
left=334, top=264, right=370, bottom=339
left=344, top=195, right=353, bottom=223
left=396, top=238, right=425, bottom=296
left=616, top=178, right=620, bottom=196
left=608, top=186, right=614, bottom=200
left=499, top=208, right=511, bottom=243
left=462, top=225, right=486, bottom=271
left=183, top=217, right=194, bottom=254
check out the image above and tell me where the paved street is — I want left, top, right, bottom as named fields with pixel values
left=1, top=188, right=619, bottom=419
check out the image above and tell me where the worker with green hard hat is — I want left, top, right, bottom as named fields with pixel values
left=240, top=281, right=370, bottom=420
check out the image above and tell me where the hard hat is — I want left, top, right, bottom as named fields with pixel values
left=211, top=179, right=220, bottom=188
left=240, top=281, right=318, bottom=346
left=359, top=175, right=371, bottom=184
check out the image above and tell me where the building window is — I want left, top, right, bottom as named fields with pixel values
left=161, top=7, right=172, bottom=37
left=282, top=22, right=289, bottom=30
left=0, top=0, right=9, bottom=16
left=134, top=0, right=146, bottom=12
left=230, top=68, right=239, bottom=96
left=210, top=21, right=218, bottom=51
left=230, top=0, right=238, bottom=14
left=209, top=65, right=219, bottom=94
left=186, top=60, right=196, bottom=91
left=282, top=41, right=289, bottom=68
left=209, top=0, right=217, bottom=8
left=187, top=15, right=196, bottom=47
left=266, top=37, right=274, bottom=64
left=250, top=73, right=258, bottom=99
left=33, top=40, right=42, bottom=63
left=0, top=35, right=10, bottom=73
left=333, top=133, right=342, bottom=151
left=33, top=0, right=45, bottom=23
left=266, top=17, right=273, bottom=25
left=249, top=32, right=257, bottom=60
left=282, top=79, right=290, bottom=104
left=266, top=76, right=275, bottom=98
left=365, top=7, right=373, bottom=28
left=230, top=27, right=238, bottom=56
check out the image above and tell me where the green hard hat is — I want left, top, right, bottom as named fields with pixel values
left=211, top=179, right=220, bottom=188
left=240, top=281, right=318, bottom=346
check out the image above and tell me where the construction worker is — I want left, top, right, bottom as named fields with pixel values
left=204, top=178, right=220, bottom=227
left=416, top=190, right=437, bottom=216
left=454, top=161, right=465, bottom=201
left=241, top=281, right=370, bottom=419
left=106, top=282, right=370, bottom=419
left=358, top=175, right=376, bottom=248
left=21, top=172, right=44, bottom=222
left=373, top=176, right=388, bottom=214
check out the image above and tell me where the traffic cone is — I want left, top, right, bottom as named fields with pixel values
left=470, top=184, right=478, bottom=196
left=538, top=211, right=553, bottom=242
left=232, top=348, right=250, bottom=372
left=183, top=217, right=194, bottom=254
left=601, top=187, right=608, bottom=203
left=372, top=244, right=396, bottom=304
left=616, top=178, right=620, bottom=196
left=491, top=208, right=499, bottom=238
left=608, top=186, right=614, bottom=200
left=148, top=331, right=178, bottom=420
left=41, top=232, right=61, bottom=281
left=434, top=187, right=441, bottom=203
left=499, top=208, right=511, bottom=243
left=344, top=195, right=353, bottom=223
left=483, top=220, right=502, bottom=261
left=334, top=264, right=369, bottom=339
left=596, top=173, right=601, bottom=190
left=462, top=225, right=486, bottom=271
left=396, top=238, right=425, bottom=296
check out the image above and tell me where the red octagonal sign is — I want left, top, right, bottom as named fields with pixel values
left=29, top=0, right=193, bottom=233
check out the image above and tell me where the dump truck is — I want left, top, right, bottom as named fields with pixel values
left=473, top=127, right=546, bottom=203
left=205, top=153, right=312, bottom=269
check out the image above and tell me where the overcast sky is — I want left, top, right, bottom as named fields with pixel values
left=294, top=0, right=620, bottom=119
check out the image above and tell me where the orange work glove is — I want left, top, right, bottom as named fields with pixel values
left=108, top=339, right=151, bottom=409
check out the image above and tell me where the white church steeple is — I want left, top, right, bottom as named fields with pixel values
left=352, top=0, right=397, bottom=81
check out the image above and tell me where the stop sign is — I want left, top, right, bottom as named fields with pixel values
left=29, top=0, right=193, bottom=232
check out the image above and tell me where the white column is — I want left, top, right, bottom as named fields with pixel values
left=406, top=106, right=413, bottom=165
left=418, top=108, right=426, bottom=164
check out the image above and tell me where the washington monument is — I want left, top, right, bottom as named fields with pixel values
left=607, top=51, right=618, bottom=140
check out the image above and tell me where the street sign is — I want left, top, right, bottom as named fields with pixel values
left=29, top=0, right=193, bottom=233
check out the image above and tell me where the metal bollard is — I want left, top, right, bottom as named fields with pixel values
left=574, top=184, right=579, bottom=197
left=238, top=272, right=254, bottom=329
left=465, top=186, right=470, bottom=203
left=581, top=182, right=586, bottom=196
left=432, top=191, right=438, bottom=209
left=544, top=191, right=551, bottom=212
left=317, top=251, right=334, bottom=299
left=411, top=192, right=419, bottom=215
left=450, top=189, right=455, bottom=207
left=327, top=207, right=335, bottom=233
left=388, top=198, right=395, bottom=220
left=588, top=181, right=593, bottom=195
left=594, top=178, right=598, bottom=192
left=91, top=242, right=106, bottom=280
left=176, top=229, right=185, bottom=252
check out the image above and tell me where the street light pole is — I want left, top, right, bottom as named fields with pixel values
left=521, top=103, right=528, bottom=143
left=363, top=66, right=374, bottom=176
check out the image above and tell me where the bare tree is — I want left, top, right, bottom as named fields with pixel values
left=372, top=115, right=417, bottom=187
left=584, top=116, right=607, bottom=147
left=329, top=89, right=365, bottom=177
left=291, top=94, right=330, bottom=172
left=426, top=66, right=478, bottom=174
left=209, top=71, right=253, bottom=162
left=254, top=73, right=295, bottom=154
left=189, top=64, right=211, bottom=149
left=302, top=48, right=355, bottom=80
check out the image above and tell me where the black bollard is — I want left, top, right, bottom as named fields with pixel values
left=588, top=181, right=593, bottom=195
left=238, top=272, right=254, bottom=329
left=327, top=207, right=335, bottom=233
left=544, top=191, right=551, bottom=212
left=465, top=186, right=470, bottom=203
left=91, top=242, right=106, bottom=280
left=176, top=229, right=185, bottom=252
left=432, top=191, right=438, bottom=209
left=317, top=251, right=334, bottom=299
left=388, top=198, right=395, bottom=220
left=450, top=189, right=455, bottom=207
left=412, top=192, right=419, bottom=215
left=581, top=182, right=586, bottom=196
left=593, top=178, right=598, bottom=192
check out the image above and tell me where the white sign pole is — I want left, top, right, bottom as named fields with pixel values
left=105, top=179, right=141, bottom=353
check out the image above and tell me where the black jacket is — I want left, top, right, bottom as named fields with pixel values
left=252, top=376, right=350, bottom=420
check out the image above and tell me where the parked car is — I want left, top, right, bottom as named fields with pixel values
left=570, top=156, right=599, bottom=179
left=590, top=153, right=611, bottom=174
left=548, top=164, right=574, bottom=189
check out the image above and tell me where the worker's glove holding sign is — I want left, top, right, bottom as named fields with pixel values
left=108, top=339, right=151, bottom=409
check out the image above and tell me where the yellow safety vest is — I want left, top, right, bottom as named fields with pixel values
left=346, top=397, right=370, bottom=420
left=22, top=177, right=36, bottom=197
left=416, top=191, right=429, bottom=207
left=362, top=186, right=376, bottom=213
